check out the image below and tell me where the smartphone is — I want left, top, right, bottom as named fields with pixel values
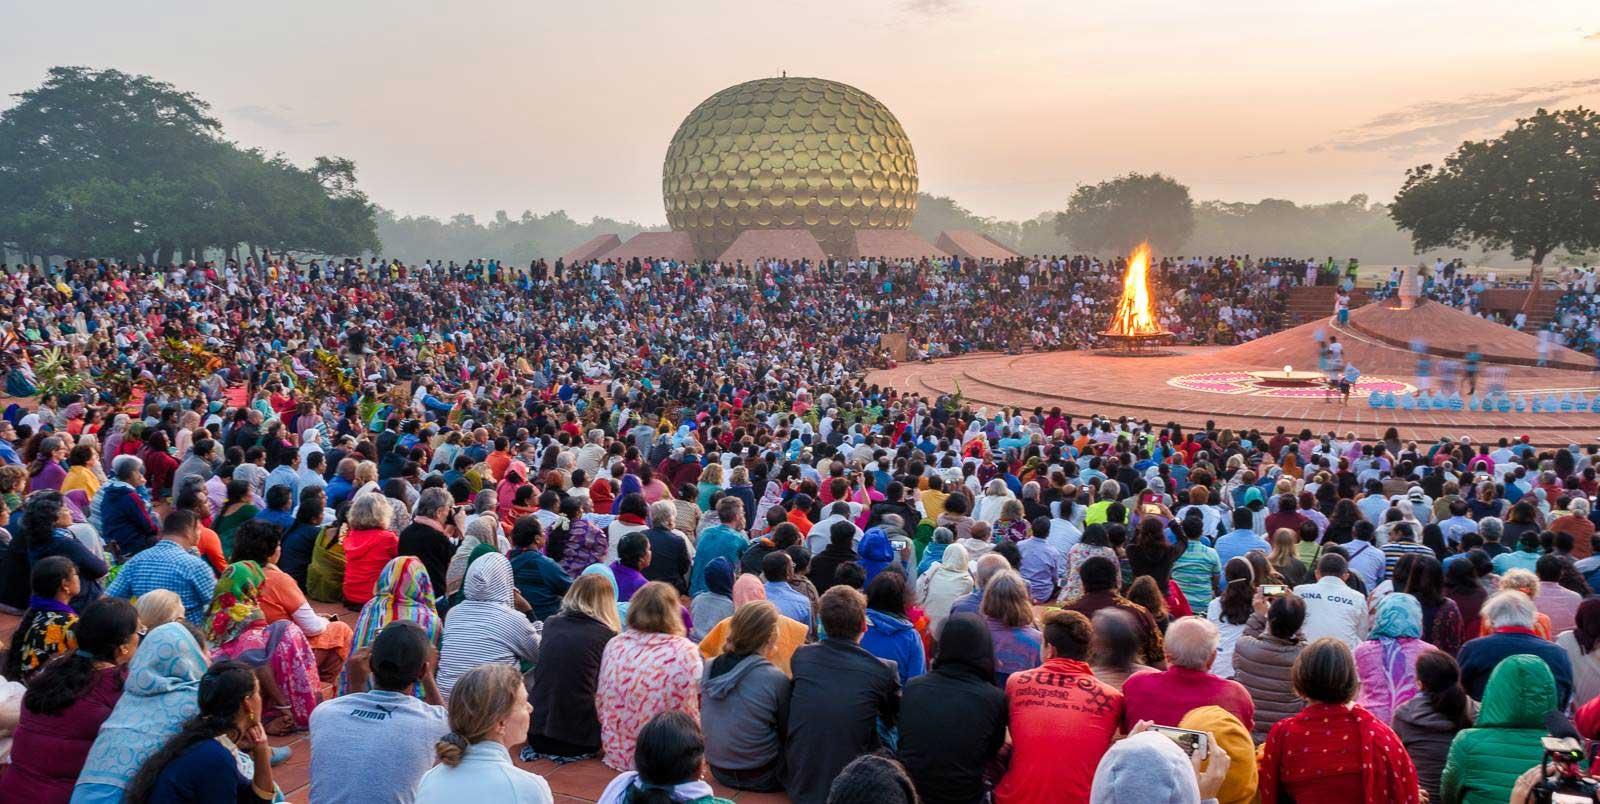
left=1260, top=584, right=1288, bottom=597
left=1152, top=726, right=1210, bottom=760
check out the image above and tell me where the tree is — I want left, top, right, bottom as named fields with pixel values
left=1391, top=107, right=1600, bottom=302
left=0, top=66, right=378, bottom=262
left=1055, top=172, right=1194, bottom=254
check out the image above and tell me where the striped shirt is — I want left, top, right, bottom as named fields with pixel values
left=1380, top=540, right=1435, bottom=581
left=1171, top=541, right=1223, bottom=610
left=435, top=555, right=540, bottom=699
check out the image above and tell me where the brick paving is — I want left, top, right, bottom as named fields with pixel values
left=870, top=305, right=1600, bottom=447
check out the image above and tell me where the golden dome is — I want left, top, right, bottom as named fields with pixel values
left=663, top=77, right=919, bottom=259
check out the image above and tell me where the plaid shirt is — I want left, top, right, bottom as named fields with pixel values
left=105, top=539, right=217, bottom=624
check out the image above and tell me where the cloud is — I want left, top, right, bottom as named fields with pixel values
left=1241, top=149, right=1287, bottom=160
left=226, top=104, right=338, bottom=133
left=902, top=0, right=961, bottom=16
left=1316, top=77, right=1600, bottom=155
left=1587, top=31, right=1600, bottom=41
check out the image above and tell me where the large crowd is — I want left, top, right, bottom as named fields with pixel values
left=0, top=253, right=1595, bottom=803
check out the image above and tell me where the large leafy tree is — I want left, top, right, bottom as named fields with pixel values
left=0, top=66, right=378, bottom=262
left=1056, top=172, right=1195, bottom=254
left=1391, top=107, right=1600, bottom=299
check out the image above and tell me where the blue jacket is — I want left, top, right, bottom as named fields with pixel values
left=860, top=608, right=926, bottom=685
left=1456, top=629, right=1573, bottom=708
left=98, top=483, right=159, bottom=557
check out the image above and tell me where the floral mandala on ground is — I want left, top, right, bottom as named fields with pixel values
left=1166, top=371, right=1415, bottom=398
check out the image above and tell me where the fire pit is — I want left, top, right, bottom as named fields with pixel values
left=1100, top=243, right=1174, bottom=356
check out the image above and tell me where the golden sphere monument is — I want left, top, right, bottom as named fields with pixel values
left=662, top=77, right=919, bottom=259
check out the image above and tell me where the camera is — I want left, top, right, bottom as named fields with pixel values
left=1529, top=714, right=1600, bottom=803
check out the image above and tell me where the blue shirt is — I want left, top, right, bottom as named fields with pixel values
left=1214, top=529, right=1271, bottom=566
left=263, top=465, right=299, bottom=504
left=1016, top=537, right=1064, bottom=603
left=765, top=580, right=813, bottom=626
left=105, top=539, right=217, bottom=624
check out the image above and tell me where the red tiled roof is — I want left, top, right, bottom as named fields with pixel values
left=849, top=230, right=947, bottom=259
left=560, top=234, right=621, bottom=265
left=717, top=229, right=826, bottom=264
left=599, top=232, right=699, bottom=262
left=936, top=229, right=1020, bottom=261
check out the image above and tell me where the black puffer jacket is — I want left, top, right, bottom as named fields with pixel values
left=1232, top=612, right=1305, bottom=741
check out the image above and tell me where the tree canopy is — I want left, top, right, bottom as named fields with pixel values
left=1390, top=107, right=1600, bottom=270
left=1055, top=172, right=1195, bottom=255
left=0, top=66, right=378, bottom=263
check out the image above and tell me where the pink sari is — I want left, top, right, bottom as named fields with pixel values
left=214, top=620, right=320, bottom=730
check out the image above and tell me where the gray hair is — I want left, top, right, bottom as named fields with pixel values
left=1478, top=516, right=1504, bottom=542
left=1100, top=479, right=1121, bottom=499
left=648, top=499, right=677, bottom=529
left=416, top=487, right=453, bottom=519
left=1482, top=590, right=1536, bottom=629
left=347, top=493, right=392, bottom=530
left=1021, top=481, right=1040, bottom=501
left=973, top=553, right=1010, bottom=589
left=473, top=489, right=497, bottom=515
left=985, top=478, right=1009, bottom=496
left=112, top=454, right=144, bottom=482
left=1164, top=616, right=1220, bottom=670
left=932, top=526, right=955, bottom=545
left=1574, top=498, right=1592, bottom=517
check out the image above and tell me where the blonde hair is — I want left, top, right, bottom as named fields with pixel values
left=1268, top=528, right=1299, bottom=566
left=699, top=463, right=724, bottom=486
left=435, top=663, right=523, bottom=767
left=348, top=493, right=392, bottom=530
left=353, top=460, right=379, bottom=486
left=1499, top=568, right=1539, bottom=597
left=980, top=571, right=1036, bottom=628
left=562, top=573, right=621, bottom=633
left=626, top=582, right=685, bottom=636
left=134, top=589, right=185, bottom=629
left=724, top=600, right=779, bottom=656
left=999, top=498, right=1024, bottom=521
left=729, top=466, right=749, bottom=485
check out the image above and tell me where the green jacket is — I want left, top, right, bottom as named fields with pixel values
left=1440, top=654, right=1557, bottom=804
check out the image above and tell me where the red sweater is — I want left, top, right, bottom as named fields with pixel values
left=1121, top=665, right=1256, bottom=731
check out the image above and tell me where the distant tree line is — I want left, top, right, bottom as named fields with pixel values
left=374, top=208, right=663, bottom=265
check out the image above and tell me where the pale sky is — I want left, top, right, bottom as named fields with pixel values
left=4, top=0, right=1599, bottom=224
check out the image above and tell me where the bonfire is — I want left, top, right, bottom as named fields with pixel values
left=1101, top=242, right=1173, bottom=354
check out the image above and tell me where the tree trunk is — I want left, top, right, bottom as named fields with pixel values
left=156, top=243, right=174, bottom=267
left=1521, top=250, right=1547, bottom=316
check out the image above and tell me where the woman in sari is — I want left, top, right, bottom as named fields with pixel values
left=206, top=561, right=321, bottom=733
left=233, top=520, right=355, bottom=683
left=338, top=556, right=441, bottom=697
left=213, top=478, right=260, bottom=558
left=71, top=621, right=210, bottom=804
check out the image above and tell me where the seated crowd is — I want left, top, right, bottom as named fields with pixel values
left=0, top=253, right=1595, bottom=803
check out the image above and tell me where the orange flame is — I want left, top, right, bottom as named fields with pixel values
left=1106, top=242, right=1165, bottom=336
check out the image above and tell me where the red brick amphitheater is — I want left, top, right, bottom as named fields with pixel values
left=870, top=297, right=1600, bottom=448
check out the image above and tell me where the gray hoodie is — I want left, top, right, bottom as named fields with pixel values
left=699, top=653, right=792, bottom=771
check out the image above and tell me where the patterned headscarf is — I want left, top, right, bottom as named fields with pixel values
left=206, top=561, right=266, bottom=645
left=339, top=556, right=441, bottom=697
